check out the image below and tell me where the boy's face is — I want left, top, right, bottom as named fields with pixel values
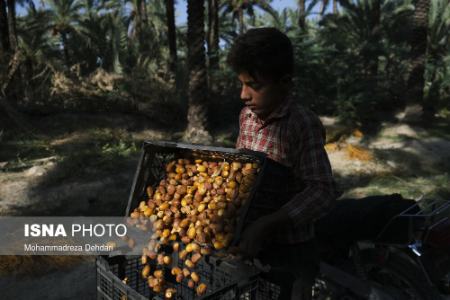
left=238, top=72, right=287, bottom=120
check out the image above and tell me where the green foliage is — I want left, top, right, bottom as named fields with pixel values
left=16, top=8, right=58, bottom=103
left=291, top=29, right=338, bottom=114
left=316, top=0, right=414, bottom=123
left=3, top=0, right=450, bottom=125
left=425, top=0, right=450, bottom=110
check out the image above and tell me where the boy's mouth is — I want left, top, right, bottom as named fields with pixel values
left=248, top=106, right=259, bottom=113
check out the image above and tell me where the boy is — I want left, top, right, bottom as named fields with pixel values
left=228, top=27, right=338, bottom=299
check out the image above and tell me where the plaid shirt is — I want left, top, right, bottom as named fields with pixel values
left=236, top=95, right=337, bottom=243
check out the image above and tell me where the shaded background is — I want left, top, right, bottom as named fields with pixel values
left=0, top=0, right=449, bottom=298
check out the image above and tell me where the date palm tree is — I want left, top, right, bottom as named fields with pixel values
left=333, top=0, right=338, bottom=14
left=298, top=0, right=323, bottom=30
left=259, top=7, right=298, bottom=33
left=319, top=0, right=414, bottom=122
left=298, top=0, right=305, bottom=29
left=425, top=0, right=450, bottom=106
left=77, top=0, right=113, bottom=72
left=165, top=0, right=177, bottom=74
left=0, top=0, right=10, bottom=53
left=220, top=0, right=277, bottom=34
left=6, top=0, right=18, bottom=51
left=404, top=0, right=431, bottom=118
left=207, top=0, right=219, bottom=70
left=126, top=0, right=149, bottom=53
left=2, top=0, right=37, bottom=55
left=217, top=12, right=238, bottom=46
left=47, top=0, right=82, bottom=68
left=103, top=5, right=127, bottom=74
left=183, top=0, right=212, bottom=144
left=17, top=7, right=55, bottom=101
left=321, top=0, right=328, bottom=15
left=321, top=0, right=339, bottom=15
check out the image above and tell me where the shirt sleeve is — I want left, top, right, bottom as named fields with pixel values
left=280, top=110, right=337, bottom=227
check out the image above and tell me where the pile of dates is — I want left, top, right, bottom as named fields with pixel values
left=128, top=158, right=259, bottom=298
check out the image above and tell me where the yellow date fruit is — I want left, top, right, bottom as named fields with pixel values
left=142, top=265, right=151, bottom=278
left=191, top=272, right=200, bottom=283
left=165, top=288, right=176, bottom=299
left=196, top=283, right=207, bottom=296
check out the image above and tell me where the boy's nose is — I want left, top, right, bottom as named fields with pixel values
left=240, top=86, right=251, bottom=101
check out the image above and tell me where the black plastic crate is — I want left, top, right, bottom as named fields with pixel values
left=96, top=255, right=280, bottom=300
left=125, top=140, right=297, bottom=245
left=97, top=255, right=149, bottom=300
left=97, top=140, right=291, bottom=299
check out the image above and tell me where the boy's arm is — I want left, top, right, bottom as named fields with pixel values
left=279, top=110, right=336, bottom=227
left=239, top=110, right=336, bottom=256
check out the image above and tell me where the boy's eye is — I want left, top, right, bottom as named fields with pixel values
left=237, top=80, right=263, bottom=91
left=248, top=83, right=262, bottom=90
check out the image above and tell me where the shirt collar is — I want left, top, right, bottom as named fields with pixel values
left=247, top=94, right=293, bottom=126
left=265, top=95, right=293, bottom=121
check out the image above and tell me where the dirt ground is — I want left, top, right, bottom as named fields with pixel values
left=0, top=112, right=449, bottom=299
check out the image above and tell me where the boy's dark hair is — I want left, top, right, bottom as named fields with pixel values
left=227, top=27, right=293, bottom=83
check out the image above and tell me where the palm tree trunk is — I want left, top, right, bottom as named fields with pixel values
left=362, top=0, right=381, bottom=120
left=184, top=0, right=212, bottom=144
left=405, top=0, right=431, bottom=118
left=5, top=0, right=21, bottom=105
left=0, top=0, right=10, bottom=53
left=61, top=31, right=70, bottom=68
left=0, top=51, right=34, bottom=134
left=112, top=27, right=123, bottom=74
left=6, top=0, right=17, bottom=51
left=369, top=0, right=381, bottom=86
left=207, top=0, right=219, bottom=70
left=141, top=0, right=148, bottom=24
left=333, top=0, right=338, bottom=14
left=298, top=0, right=305, bottom=29
left=238, top=8, right=244, bottom=34
left=165, top=0, right=177, bottom=74
left=23, top=57, right=33, bottom=102
left=135, top=0, right=143, bottom=50
left=139, top=0, right=149, bottom=52
left=320, top=0, right=329, bottom=15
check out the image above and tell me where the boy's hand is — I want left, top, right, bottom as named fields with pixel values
left=238, top=209, right=290, bottom=257
left=238, top=216, right=271, bottom=257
